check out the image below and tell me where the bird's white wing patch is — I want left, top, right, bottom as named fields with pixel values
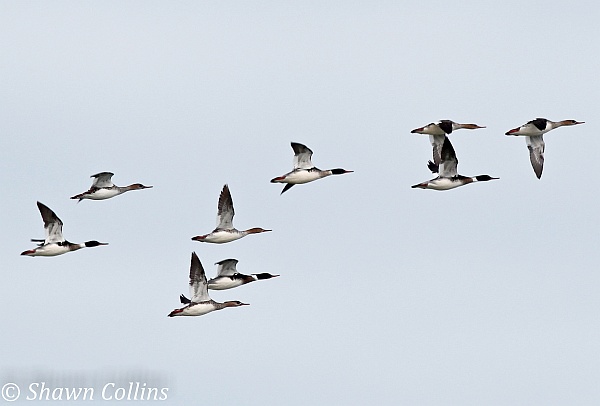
left=189, top=252, right=210, bottom=302
left=438, top=136, right=458, bottom=178
left=216, top=185, right=235, bottom=229
left=526, top=135, right=545, bottom=179
left=215, top=259, right=239, bottom=276
left=91, top=172, right=115, bottom=188
left=291, top=142, right=314, bottom=170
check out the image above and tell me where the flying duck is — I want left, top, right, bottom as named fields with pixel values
left=505, top=118, right=584, bottom=179
left=411, top=120, right=486, bottom=165
left=176, top=259, right=279, bottom=294
left=168, top=252, right=249, bottom=317
left=411, top=136, right=498, bottom=190
left=70, top=172, right=152, bottom=201
left=21, top=202, right=108, bottom=256
left=270, top=142, right=353, bottom=194
left=191, top=184, right=271, bottom=244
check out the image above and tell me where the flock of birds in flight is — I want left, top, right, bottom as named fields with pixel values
left=20, top=117, right=583, bottom=317
left=410, top=117, right=583, bottom=189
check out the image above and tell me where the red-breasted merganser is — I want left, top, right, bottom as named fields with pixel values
left=505, top=118, right=584, bottom=179
left=21, top=202, right=108, bottom=256
left=270, top=142, right=353, bottom=194
left=191, top=184, right=271, bottom=244
left=411, top=120, right=485, bottom=165
left=177, top=259, right=279, bottom=294
left=411, top=136, right=498, bottom=191
left=168, top=252, right=249, bottom=317
left=70, top=172, right=152, bottom=201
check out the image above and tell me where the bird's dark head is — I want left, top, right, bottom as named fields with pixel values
left=254, top=273, right=280, bottom=280
left=331, top=168, right=353, bottom=175
left=85, top=241, right=108, bottom=248
left=475, top=175, right=499, bottom=182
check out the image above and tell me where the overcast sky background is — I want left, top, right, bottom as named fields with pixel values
left=1, top=1, right=599, bottom=404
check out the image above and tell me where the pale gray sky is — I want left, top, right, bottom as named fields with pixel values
left=1, top=1, right=599, bottom=404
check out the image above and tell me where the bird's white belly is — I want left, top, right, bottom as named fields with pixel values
left=208, top=277, right=244, bottom=290
left=181, top=303, right=216, bottom=316
left=283, top=171, right=323, bottom=184
left=511, top=125, right=546, bottom=136
left=202, top=231, right=242, bottom=244
left=34, top=244, right=71, bottom=256
left=427, top=178, right=463, bottom=190
left=87, top=189, right=122, bottom=200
